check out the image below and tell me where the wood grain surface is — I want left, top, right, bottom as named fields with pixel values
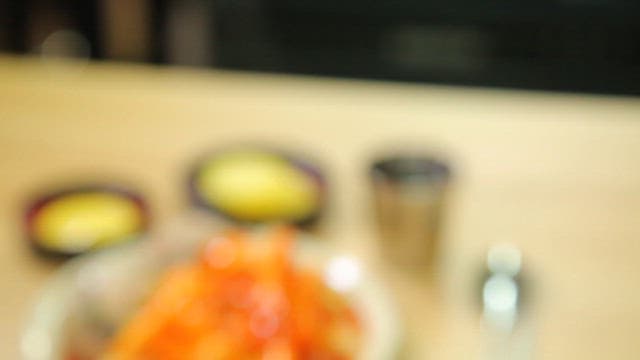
left=1, top=56, right=639, bottom=359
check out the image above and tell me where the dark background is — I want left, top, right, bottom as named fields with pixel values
left=2, top=0, right=640, bottom=95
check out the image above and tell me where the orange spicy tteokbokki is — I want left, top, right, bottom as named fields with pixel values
left=102, top=227, right=361, bottom=360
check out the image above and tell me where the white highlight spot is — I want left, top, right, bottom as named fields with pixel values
left=324, top=256, right=362, bottom=293
left=483, top=273, right=518, bottom=331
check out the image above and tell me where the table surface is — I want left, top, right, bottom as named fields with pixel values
left=1, top=55, right=640, bottom=359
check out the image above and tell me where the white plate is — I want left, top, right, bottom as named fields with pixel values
left=22, top=214, right=401, bottom=360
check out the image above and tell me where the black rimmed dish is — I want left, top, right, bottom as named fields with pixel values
left=24, top=185, right=149, bottom=258
left=188, top=148, right=326, bottom=227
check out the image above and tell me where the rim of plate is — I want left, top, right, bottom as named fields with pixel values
left=22, top=233, right=402, bottom=360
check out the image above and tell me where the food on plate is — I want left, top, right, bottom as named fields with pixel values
left=105, top=227, right=361, bottom=359
left=190, top=149, right=324, bottom=225
left=24, top=186, right=148, bottom=256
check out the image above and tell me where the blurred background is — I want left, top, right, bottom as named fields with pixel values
left=2, top=0, right=640, bottom=94
left=3, top=1, right=640, bottom=359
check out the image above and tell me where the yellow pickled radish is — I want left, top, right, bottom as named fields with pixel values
left=33, top=192, right=143, bottom=252
left=196, top=151, right=318, bottom=222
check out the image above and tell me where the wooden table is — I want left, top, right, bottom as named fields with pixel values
left=1, top=55, right=640, bottom=359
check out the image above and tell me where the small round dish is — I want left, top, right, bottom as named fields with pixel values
left=188, top=148, right=326, bottom=227
left=24, top=185, right=149, bottom=257
left=22, top=222, right=401, bottom=359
